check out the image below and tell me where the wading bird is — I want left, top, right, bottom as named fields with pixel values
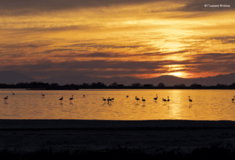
left=162, top=98, right=166, bottom=102
left=142, top=97, right=146, bottom=102
left=69, top=95, right=73, bottom=103
left=135, top=96, right=140, bottom=102
left=59, top=96, right=63, bottom=103
left=102, top=97, right=106, bottom=102
left=154, top=94, right=158, bottom=101
left=167, top=96, right=170, bottom=102
left=232, top=96, right=235, bottom=102
left=41, top=93, right=45, bottom=98
left=107, top=97, right=114, bottom=102
left=4, top=96, right=8, bottom=103
left=107, top=97, right=113, bottom=104
left=12, top=91, right=15, bottom=95
left=188, top=96, right=192, bottom=102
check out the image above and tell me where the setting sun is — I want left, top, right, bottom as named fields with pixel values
left=169, top=72, right=182, bottom=77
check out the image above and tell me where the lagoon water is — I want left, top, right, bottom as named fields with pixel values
left=0, top=89, right=235, bottom=120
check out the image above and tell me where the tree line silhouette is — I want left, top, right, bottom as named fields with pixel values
left=0, top=81, right=235, bottom=89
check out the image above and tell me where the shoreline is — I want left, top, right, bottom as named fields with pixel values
left=1, top=120, right=235, bottom=154
left=0, top=119, right=235, bottom=128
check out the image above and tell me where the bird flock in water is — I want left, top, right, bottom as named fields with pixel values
left=3, top=92, right=75, bottom=104
left=3, top=92, right=235, bottom=104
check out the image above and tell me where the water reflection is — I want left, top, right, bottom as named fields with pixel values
left=189, top=103, right=192, bottom=108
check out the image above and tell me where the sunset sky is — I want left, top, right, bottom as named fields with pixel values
left=0, top=0, right=235, bottom=80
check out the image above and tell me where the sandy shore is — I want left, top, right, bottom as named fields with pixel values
left=1, top=120, right=235, bottom=154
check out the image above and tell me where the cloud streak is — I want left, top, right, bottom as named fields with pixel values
left=0, top=0, right=162, bottom=15
left=1, top=0, right=234, bottom=16
left=1, top=51, right=235, bottom=78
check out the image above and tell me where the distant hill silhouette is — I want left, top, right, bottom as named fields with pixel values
left=41, top=73, right=235, bottom=86
left=0, top=71, right=235, bottom=86
left=0, top=71, right=36, bottom=84
left=42, top=75, right=92, bottom=85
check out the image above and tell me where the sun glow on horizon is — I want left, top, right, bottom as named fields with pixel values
left=169, top=72, right=182, bottom=77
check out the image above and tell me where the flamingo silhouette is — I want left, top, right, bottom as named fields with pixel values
left=41, top=93, right=45, bottom=98
left=126, top=95, right=129, bottom=98
left=135, top=96, right=140, bottom=103
left=69, top=95, right=73, bottom=103
left=232, top=96, right=234, bottom=102
left=162, top=98, right=166, bottom=102
left=102, top=97, right=106, bottom=102
left=12, top=91, right=15, bottom=95
left=167, top=96, right=170, bottom=102
left=107, top=97, right=113, bottom=104
left=154, top=94, right=158, bottom=101
left=59, top=96, right=63, bottom=103
left=4, top=96, right=8, bottom=103
left=142, top=97, right=146, bottom=102
left=107, top=97, right=114, bottom=103
left=188, top=96, right=192, bottom=102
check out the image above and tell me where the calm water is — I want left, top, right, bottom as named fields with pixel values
left=0, top=89, right=235, bottom=120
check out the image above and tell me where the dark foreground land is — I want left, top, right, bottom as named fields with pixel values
left=1, top=120, right=235, bottom=158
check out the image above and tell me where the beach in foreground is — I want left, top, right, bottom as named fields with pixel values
left=0, top=120, right=235, bottom=154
